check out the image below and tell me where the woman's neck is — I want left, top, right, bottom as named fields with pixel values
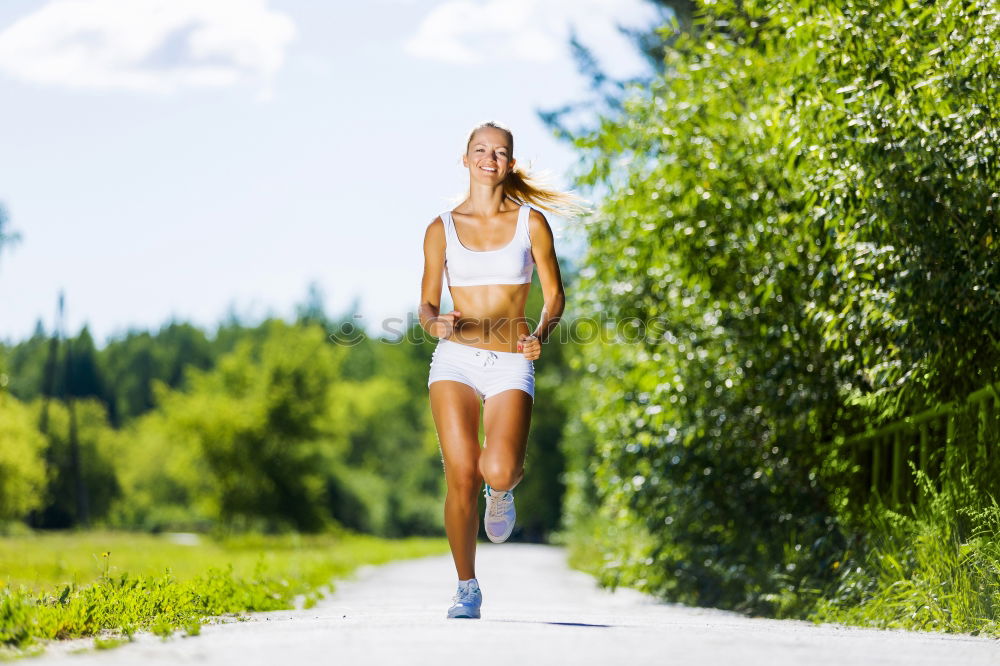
left=463, top=183, right=513, bottom=217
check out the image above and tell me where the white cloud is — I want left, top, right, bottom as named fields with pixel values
left=404, top=0, right=663, bottom=73
left=0, top=0, right=296, bottom=95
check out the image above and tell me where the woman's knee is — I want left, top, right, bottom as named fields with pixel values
left=478, top=456, right=522, bottom=492
left=445, top=465, right=482, bottom=499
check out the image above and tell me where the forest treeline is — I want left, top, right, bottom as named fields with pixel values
left=0, top=282, right=573, bottom=540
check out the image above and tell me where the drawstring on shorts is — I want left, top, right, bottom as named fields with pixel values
left=475, top=350, right=498, bottom=367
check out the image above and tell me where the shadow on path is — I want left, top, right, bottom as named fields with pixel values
left=491, top=619, right=613, bottom=628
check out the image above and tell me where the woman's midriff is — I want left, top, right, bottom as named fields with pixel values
left=447, top=283, right=532, bottom=353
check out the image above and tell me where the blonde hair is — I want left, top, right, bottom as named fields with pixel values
left=464, top=121, right=589, bottom=218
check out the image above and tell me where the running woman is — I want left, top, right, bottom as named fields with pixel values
left=419, top=121, right=581, bottom=619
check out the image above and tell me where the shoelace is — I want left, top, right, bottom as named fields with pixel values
left=452, top=586, right=480, bottom=605
left=474, top=350, right=498, bottom=367
left=486, top=490, right=513, bottom=519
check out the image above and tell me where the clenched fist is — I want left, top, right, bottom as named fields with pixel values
left=517, top=333, right=540, bottom=360
left=433, top=310, right=461, bottom=339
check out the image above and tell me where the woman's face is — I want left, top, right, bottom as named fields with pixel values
left=463, top=127, right=515, bottom=183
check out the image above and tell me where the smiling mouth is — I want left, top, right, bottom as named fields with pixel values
left=479, top=166, right=498, bottom=173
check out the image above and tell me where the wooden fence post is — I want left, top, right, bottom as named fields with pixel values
left=871, top=440, right=881, bottom=496
left=979, top=398, right=988, bottom=466
left=918, top=423, right=929, bottom=505
left=946, top=412, right=955, bottom=485
left=891, top=430, right=902, bottom=507
left=827, top=382, right=1000, bottom=512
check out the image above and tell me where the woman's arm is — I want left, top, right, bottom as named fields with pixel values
left=521, top=209, right=565, bottom=354
left=419, top=217, right=460, bottom=339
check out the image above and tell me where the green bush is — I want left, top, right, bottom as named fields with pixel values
left=560, top=0, right=1000, bottom=616
left=28, top=397, right=119, bottom=528
left=113, top=320, right=345, bottom=531
left=103, top=319, right=447, bottom=536
left=105, top=410, right=217, bottom=532
left=0, top=394, right=47, bottom=521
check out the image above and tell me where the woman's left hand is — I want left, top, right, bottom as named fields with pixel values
left=517, top=334, right=541, bottom=360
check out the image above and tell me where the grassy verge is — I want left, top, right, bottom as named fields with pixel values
left=561, top=480, right=1000, bottom=637
left=0, top=529, right=448, bottom=656
left=811, top=481, right=1000, bottom=635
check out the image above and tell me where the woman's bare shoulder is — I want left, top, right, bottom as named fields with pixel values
left=424, top=215, right=445, bottom=247
left=527, top=206, right=550, bottom=226
left=426, top=213, right=448, bottom=231
left=527, top=207, right=554, bottom=244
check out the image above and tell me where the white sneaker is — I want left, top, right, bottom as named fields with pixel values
left=483, top=484, right=516, bottom=543
left=446, top=579, right=482, bottom=619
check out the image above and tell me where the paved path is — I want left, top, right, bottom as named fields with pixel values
left=37, top=544, right=999, bottom=665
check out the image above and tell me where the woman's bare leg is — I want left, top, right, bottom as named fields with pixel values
left=430, top=380, right=483, bottom=581
left=480, top=389, right=533, bottom=492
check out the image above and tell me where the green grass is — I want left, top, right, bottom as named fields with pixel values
left=0, top=529, right=448, bottom=656
left=810, top=484, right=1000, bottom=636
left=561, top=476, right=1000, bottom=638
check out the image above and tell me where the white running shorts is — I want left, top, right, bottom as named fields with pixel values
left=427, top=338, right=535, bottom=401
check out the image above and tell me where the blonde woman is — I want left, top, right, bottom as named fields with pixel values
left=419, top=121, right=581, bottom=619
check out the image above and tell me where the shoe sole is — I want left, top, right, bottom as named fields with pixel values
left=485, top=528, right=513, bottom=544
left=447, top=610, right=481, bottom=619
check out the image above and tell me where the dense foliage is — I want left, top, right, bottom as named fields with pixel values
left=560, top=0, right=1000, bottom=616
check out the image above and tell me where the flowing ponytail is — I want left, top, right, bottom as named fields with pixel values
left=464, top=121, right=589, bottom=218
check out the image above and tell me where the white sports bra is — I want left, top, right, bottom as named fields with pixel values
left=442, top=205, right=535, bottom=288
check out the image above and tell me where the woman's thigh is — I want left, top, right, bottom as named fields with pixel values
left=429, top=380, right=483, bottom=489
left=481, top=389, right=533, bottom=476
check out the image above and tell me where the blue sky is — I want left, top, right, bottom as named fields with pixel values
left=0, top=0, right=665, bottom=347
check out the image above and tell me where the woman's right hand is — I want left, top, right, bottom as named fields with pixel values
left=433, top=310, right=461, bottom=339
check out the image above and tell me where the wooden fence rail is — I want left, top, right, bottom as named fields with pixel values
left=828, top=382, right=1000, bottom=506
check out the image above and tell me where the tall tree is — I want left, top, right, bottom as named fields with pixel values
left=294, top=280, right=331, bottom=329
left=538, top=1, right=694, bottom=140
